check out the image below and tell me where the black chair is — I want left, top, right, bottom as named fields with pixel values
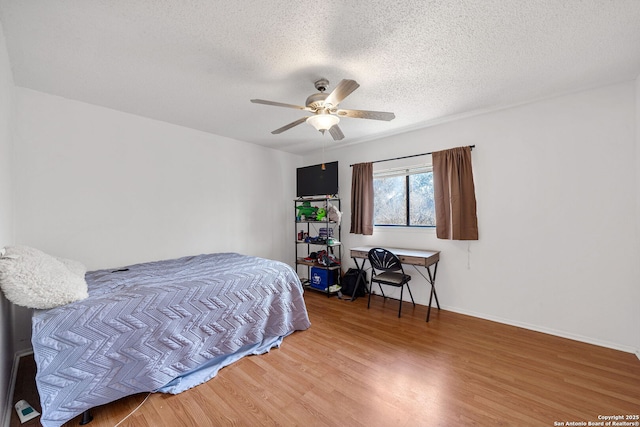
left=367, top=247, right=414, bottom=317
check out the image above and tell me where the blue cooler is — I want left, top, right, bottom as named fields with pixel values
left=310, top=267, right=335, bottom=290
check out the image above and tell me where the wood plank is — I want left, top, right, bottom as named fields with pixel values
left=10, top=291, right=640, bottom=427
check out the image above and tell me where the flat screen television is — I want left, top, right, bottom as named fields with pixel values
left=296, top=161, right=338, bottom=197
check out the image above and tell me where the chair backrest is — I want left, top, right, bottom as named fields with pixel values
left=368, top=248, right=403, bottom=273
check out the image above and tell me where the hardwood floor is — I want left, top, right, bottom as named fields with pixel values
left=11, top=291, right=640, bottom=426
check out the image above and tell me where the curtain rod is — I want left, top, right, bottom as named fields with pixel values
left=349, top=145, right=475, bottom=167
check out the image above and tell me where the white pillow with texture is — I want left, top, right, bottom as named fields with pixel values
left=55, top=256, right=87, bottom=278
left=0, top=246, right=88, bottom=309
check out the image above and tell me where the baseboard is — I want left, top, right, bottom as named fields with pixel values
left=441, top=305, right=638, bottom=355
left=4, top=349, right=34, bottom=427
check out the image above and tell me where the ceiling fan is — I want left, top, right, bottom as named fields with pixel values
left=250, top=78, right=395, bottom=141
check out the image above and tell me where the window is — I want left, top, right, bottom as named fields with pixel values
left=373, top=165, right=435, bottom=227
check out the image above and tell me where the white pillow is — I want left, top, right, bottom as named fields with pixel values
left=0, top=246, right=88, bottom=309
left=55, top=256, right=87, bottom=278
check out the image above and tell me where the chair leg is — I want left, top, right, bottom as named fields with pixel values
left=398, top=286, right=403, bottom=317
left=367, top=283, right=372, bottom=309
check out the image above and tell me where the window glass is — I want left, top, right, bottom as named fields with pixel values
left=373, top=165, right=435, bottom=227
left=409, top=172, right=435, bottom=226
left=373, top=175, right=406, bottom=225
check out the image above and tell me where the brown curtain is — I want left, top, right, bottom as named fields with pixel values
left=350, top=162, right=374, bottom=235
left=432, top=146, right=478, bottom=240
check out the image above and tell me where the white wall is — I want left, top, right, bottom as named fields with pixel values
left=11, top=89, right=302, bottom=357
left=636, top=75, right=640, bottom=358
left=0, top=18, right=14, bottom=427
left=306, top=81, right=640, bottom=353
left=14, top=89, right=302, bottom=270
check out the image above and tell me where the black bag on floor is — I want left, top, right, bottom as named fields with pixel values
left=341, top=268, right=367, bottom=298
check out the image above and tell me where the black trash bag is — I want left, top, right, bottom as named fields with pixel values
left=341, top=268, right=367, bottom=298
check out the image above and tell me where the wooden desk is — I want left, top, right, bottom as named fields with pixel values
left=350, top=246, right=441, bottom=322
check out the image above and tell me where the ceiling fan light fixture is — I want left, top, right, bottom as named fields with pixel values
left=306, top=114, right=339, bottom=132
left=251, top=78, right=394, bottom=141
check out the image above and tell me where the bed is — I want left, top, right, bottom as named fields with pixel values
left=31, top=252, right=311, bottom=427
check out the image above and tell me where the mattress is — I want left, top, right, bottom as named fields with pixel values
left=31, top=252, right=311, bottom=427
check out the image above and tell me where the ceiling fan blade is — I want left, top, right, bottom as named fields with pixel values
left=328, top=124, right=344, bottom=141
left=271, top=117, right=309, bottom=134
left=324, top=79, right=359, bottom=108
left=251, top=99, right=309, bottom=110
left=336, top=109, right=395, bottom=121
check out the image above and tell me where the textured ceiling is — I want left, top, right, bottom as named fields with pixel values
left=1, top=1, right=640, bottom=155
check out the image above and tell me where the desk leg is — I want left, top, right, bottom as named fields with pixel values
left=412, top=262, right=440, bottom=322
left=350, top=258, right=369, bottom=302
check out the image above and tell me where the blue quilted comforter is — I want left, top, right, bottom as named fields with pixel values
left=31, top=253, right=311, bottom=427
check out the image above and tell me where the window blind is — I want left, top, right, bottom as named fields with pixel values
left=373, top=164, right=432, bottom=179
